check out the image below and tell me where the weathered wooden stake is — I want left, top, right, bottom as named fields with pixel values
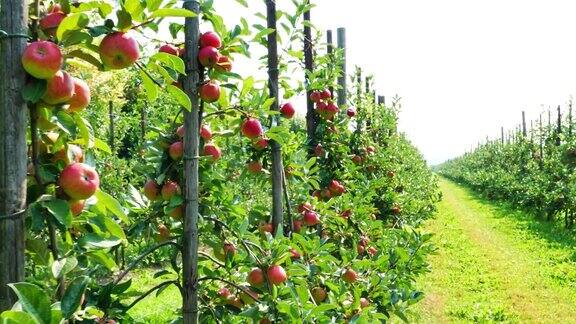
left=0, top=1, right=28, bottom=311
left=500, top=126, right=504, bottom=144
left=266, top=0, right=284, bottom=234
left=336, top=28, right=346, bottom=107
left=108, top=100, right=115, bottom=150
left=556, top=105, right=561, bottom=146
left=326, top=29, right=334, bottom=96
left=303, top=1, right=317, bottom=156
left=522, top=111, right=527, bottom=137
left=569, top=101, right=573, bottom=137
left=182, top=1, right=201, bottom=322
left=378, top=95, right=385, bottom=105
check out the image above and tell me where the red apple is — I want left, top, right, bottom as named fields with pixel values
left=159, top=44, right=179, bottom=56
left=199, top=81, right=220, bottom=103
left=311, top=287, right=327, bottom=303
left=367, top=247, right=377, bottom=257
left=247, top=160, right=263, bottom=174
left=267, top=265, right=287, bottom=285
left=360, top=297, right=369, bottom=308
left=200, top=125, right=213, bottom=141
left=357, top=244, right=366, bottom=255
left=241, top=118, right=263, bottom=139
left=203, top=143, right=221, bottom=161
left=387, top=171, right=395, bottom=178
left=391, top=205, right=401, bottom=215
left=366, top=146, right=376, bottom=154
left=53, top=144, right=84, bottom=164
left=328, top=180, right=345, bottom=196
left=215, top=55, right=232, bottom=72
left=247, top=268, right=264, bottom=286
left=222, top=243, right=237, bottom=258
left=59, top=163, right=100, bottom=200
left=198, top=46, right=220, bottom=67
left=326, top=102, right=339, bottom=116
left=253, top=137, right=269, bottom=150
left=347, top=107, right=356, bottom=117
left=168, top=205, right=183, bottom=219
left=259, top=319, right=271, bottom=324
left=289, top=247, right=301, bottom=259
left=218, top=287, right=231, bottom=299
left=22, top=41, right=63, bottom=79
left=158, top=224, right=170, bottom=240
left=69, top=200, right=85, bottom=216
left=298, top=202, right=313, bottom=214
left=143, top=179, right=159, bottom=201
left=176, top=125, right=185, bottom=138
left=161, top=181, right=181, bottom=200
left=280, top=103, right=295, bottom=119
left=303, top=211, right=320, bottom=226
left=68, top=78, right=91, bottom=112
left=200, top=31, right=222, bottom=48
left=309, top=91, right=322, bottom=103
left=314, top=144, right=325, bottom=157
left=39, top=11, right=66, bottom=37
left=352, top=155, right=363, bottom=165
left=169, top=141, right=183, bottom=161
left=292, top=220, right=303, bottom=233
left=259, top=222, right=273, bottom=234
left=43, top=70, right=74, bottom=105
left=99, top=32, right=140, bottom=70
left=342, top=269, right=357, bottom=283
left=320, top=89, right=331, bottom=100
left=341, top=209, right=352, bottom=219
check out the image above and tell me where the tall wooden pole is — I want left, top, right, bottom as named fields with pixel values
left=556, top=105, right=561, bottom=146
left=303, top=1, right=317, bottom=156
left=569, top=102, right=573, bottom=137
left=326, top=29, right=334, bottom=97
left=378, top=95, right=385, bottom=105
left=266, top=0, right=284, bottom=234
left=501, top=126, right=504, bottom=144
left=336, top=28, right=346, bottom=107
left=0, top=0, right=28, bottom=311
left=108, top=100, right=115, bottom=150
left=522, top=111, right=527, bottom=137
left=182, top=1, right=201, bottom=322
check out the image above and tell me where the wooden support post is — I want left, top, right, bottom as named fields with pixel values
left=303, top=1, right=317, bottom=155
left=182, top=1, right=201, bottom=322
left=378, top=95, right=385, bottom=105
left=0, top=0, right=28, bottom=311
left=522, top=111, right=527, bottom=137
left=336, top=28, right=346, bottom=107
left=326, top=29, right=334, bottom=97
left=569, top=101, right=573, bottom=137
left=108, top=100, right=115, bottom=151
left=557, top=105, right=561, bottom=146
left=539, top=114, right=544, bottom=162
left=266, top=0, right=284, bottom=235
left=501, top=126, right=504, bottom=144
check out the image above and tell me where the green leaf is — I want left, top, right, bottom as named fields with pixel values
left=42, top=199, right=72, bottom=229
left=252, top=28, right=275, bottom=41
left=66, top=50, right=104, bottom=71
left=94, top=190, right=129, bottom=224
left=57, top=13, right=90, bottom=40
left=0, top=311, right=37, bottom=324
left=240, top=76, right=254, bottom=98
left=151, top=8, right=197, bottom=18
left=22, top=79, right=47, bottom=103
left=60, top=276, right=89, bottom=319
left=140, top=70, right=158, bottom=101
left=235, top=0, right=248, bottom=7
left=8, top=283, right=52, bottom=324
left=78, top=233, right=122, bottom=249
left=93, top=138, right=112, bottom=154
left=151, top=52, right=185, bottom=75
left=51, top=257, right=78, bottom=279
left=73, top=115, right=94, bottom=148
left=86, top=250, right=117, bottom=270
left=167, top=85, right=191, bottom=111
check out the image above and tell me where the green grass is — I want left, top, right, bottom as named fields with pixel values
left=411, top=178, right=576, bottom=323
left=125, top=268, right=181, bottom=323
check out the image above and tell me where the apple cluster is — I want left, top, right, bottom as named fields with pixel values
left=310, top=89, right=339, bottom=120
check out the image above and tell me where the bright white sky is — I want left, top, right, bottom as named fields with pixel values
left=211, top=0, right=576, bottom=165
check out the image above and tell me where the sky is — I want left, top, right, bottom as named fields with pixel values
left=210, top=0, right=576, bottom=165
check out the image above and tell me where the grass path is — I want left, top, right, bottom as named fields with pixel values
left=412, top=178, right=576, bottom=323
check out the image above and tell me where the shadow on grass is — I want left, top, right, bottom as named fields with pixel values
left=441, top=177, right=576, bottom=253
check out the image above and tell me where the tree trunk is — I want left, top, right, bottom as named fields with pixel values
left=266, top=0, right=284, bottom=234
left=181, top=1, right=201, bottom=323
left=336, top=28, right=347, bottom=107
left=0, top=0, right=28, bottom=311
